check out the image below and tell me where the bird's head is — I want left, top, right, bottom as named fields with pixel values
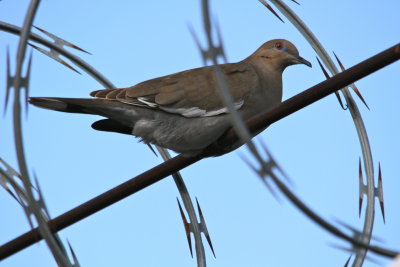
left=249, top=39, right=312, bottom=72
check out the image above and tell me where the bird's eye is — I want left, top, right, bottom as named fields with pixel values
left=275, top=42, right=283, bottom=50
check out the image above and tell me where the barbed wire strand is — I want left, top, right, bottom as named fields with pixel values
left=8, top=0, right=76, bottom=266
left=265, top=1, right=378, bottom=265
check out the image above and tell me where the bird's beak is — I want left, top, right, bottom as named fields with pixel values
left=292, top=55, right=312, bottom=68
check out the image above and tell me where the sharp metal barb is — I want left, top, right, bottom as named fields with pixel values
left=187, top=23, right=206, bottom=65
left=5, top=187, right=20, bottom=203
left=336, top=220, right=361, bottom=236
left=203, top=41, right=225, bottom=64
left=0, top=172, right=20, bottom=205
left=20, top=198, right=35, bottom=230
left=33, top=172, right=50, bottom=220
left=333, top=51, right=370, bottom=110
left=331, top=244, right=381, bottom=265
left=334, top=91, right=347, bottom=110
left=24, top=51, right=33, bottom=115
left=67, top=240, right=80, bottom=266
left=28, top=43, right=81, bottom=74
left=1, top=21, right=115, bottom=87
left=33, top=26, right=91, bottom=55
left=213, top=16, right=227, bottom=63
left=358, top=158, right=364, bottom=217
left=259, top=140, right=293, bottom=185
left=344, top=255, right=352, bottom=267
left=0, top=163, right=25, bottom=207
left=0, top=158, right=20, bottom=180
left=349, top=83, right=370, bottom=110
left=4, top=47, right=32, bottom=115
left=53, top=234, right=66, bottom=255
left=262, top=176, right=279, bottom=200
left=259, top=0, right=285, bottom=23
left=195, top=198, right=215, bottom=258
left=290, top=0, right=300, bottom=5
left=238, top=152, right=257, bottom=174
left=192, top=7, right=226, bottom=64
left=377, top=163, right=385, bottom=223
left=332, top=220, right=373, bottom=264
left=335, top=219, right=384, bottom=244
left=316, top=56, right=330, bottom=79
left=146, top=143, right=158, bottom=157
left=262, top=173, right=282, bottom=202
left=156, top=148, right=205, bottom=264
left=177, top=198, right=193, bottom=257
left=260, top=160, right=275, bottom=178
left=316, top=56, right=347, bottom=110
left=5, top=47, right=12, bottom=115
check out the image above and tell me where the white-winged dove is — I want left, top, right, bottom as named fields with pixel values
left=30, top=39, right=311, bottom=155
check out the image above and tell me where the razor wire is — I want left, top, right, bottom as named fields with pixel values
left=1, top=1, right=399, bottom=267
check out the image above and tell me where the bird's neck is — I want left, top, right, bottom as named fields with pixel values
left=244, top=57, right=283, bottom=77
left=244, top=58, right=283, bottom=96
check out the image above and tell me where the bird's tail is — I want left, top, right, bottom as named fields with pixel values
left=29, top=97, right=96, bottom=114
left=29, top=97, right=140, bottom=135
left=29, top=97, right=140, bottom=128
left=29, top=97, right=135, bottom=117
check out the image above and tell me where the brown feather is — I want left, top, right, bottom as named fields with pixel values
left=105, top=89, right=120, bottom=99
left=89, top=61, right=259, bottom=116
left=116, top=89, right=127, bottom=100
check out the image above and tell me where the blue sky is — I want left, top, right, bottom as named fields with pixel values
left=1, top=1, right=399, bottom=266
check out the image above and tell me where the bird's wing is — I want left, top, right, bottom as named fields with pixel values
left=90, top=61, right=260, bottom=118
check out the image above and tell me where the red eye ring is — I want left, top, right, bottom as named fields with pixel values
left=275, top=42, right=283, bottom=50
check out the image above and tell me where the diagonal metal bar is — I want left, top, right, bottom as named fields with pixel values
left=0, top=43, right=398, bottom=260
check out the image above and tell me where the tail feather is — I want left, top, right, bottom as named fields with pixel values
left=91, top=119, right=133, bottom=135
left=29, top=97, right=140, bottom=129
left=29, top=97, right=97, bottom=114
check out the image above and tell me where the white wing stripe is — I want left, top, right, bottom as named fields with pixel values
left=159, top=100, right=244, bottom=118
left=137, top=97, right=158, bottom=108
